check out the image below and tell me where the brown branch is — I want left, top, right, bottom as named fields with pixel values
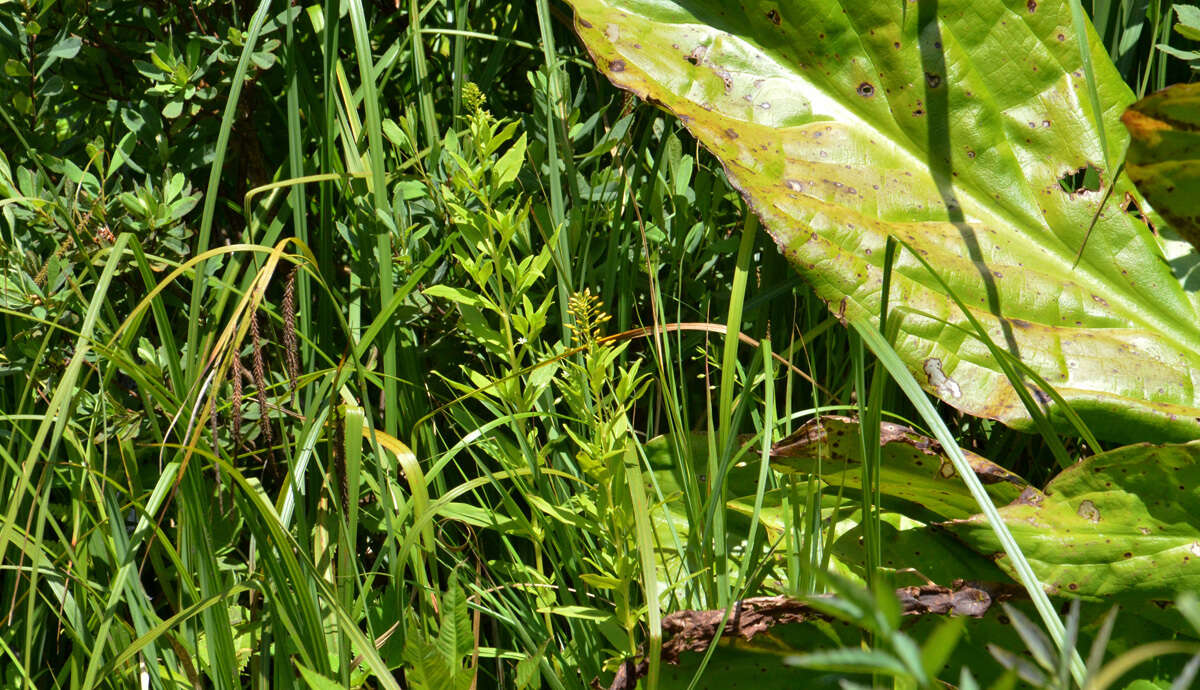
left=607, top=580, right=1024, bottom=690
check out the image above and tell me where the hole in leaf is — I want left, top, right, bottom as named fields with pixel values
left=1120, top=191, right=1157, bottom=232
left=765, top=8, right=781, bottom=25
left=1058, top=163, right=1101, bottom=195
left=857, top=82, right=875, bottom=97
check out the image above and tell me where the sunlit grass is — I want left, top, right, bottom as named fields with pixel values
left=0, top=0, right=1193, bottom=688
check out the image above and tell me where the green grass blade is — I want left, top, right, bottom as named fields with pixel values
left=711, top=212, right=758, bottom=606
left=345, top=0, right=398, bottom=438
left=624, top=443, right=661, bottom=689
left=1070, top=0, right=1112, bottom=172
left=187, top=0, right=273, bottom=377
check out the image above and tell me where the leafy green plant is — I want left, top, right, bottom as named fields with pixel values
left=1156, top=5, right=1200, bottom=70
left=0, top=4, right=79, bottom=123
left=135, top=39, right=221, bottom=120
left=117, top=172, right=200, bottom=261
left=403, top=578, right=478, bottom=690
left=425, top=83, right=554, bottom=402
left=555, top=290, right=653, bottom=664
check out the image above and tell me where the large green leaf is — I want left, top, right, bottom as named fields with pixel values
left=565, top=0, right=1200, bottom=443
left=942, top=442, right=1200, bottom=599
left=770, top=416, right=1028, bottom=521
left=832, top=520, right=1010, bottom=585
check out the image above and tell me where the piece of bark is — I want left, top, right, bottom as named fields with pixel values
left=606, top=580, right=1022, bottom=690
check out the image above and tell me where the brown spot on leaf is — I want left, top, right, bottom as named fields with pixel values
left=1027, top=0, right=1037, bottom=11
left=766, top=8, right=781, bottom=25
left=1077, top=499, right=1100, bottom=523
left=609, top=59, right=626, bottom=72
left=1013, top=486, right=1044, bottom=507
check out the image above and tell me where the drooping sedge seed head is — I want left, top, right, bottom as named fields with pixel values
left=282, top=266, right=299, bottom=408
left=249, top=309, right=272, bottom=445
left=231, top=353, right=244, bottom=455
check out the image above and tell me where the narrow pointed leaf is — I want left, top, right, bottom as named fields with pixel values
left=565, top=0, right=1200, bottom=442
left=1001, top=604, right=1057, bottom=672
left=784, top=648, right=911, bottom=676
